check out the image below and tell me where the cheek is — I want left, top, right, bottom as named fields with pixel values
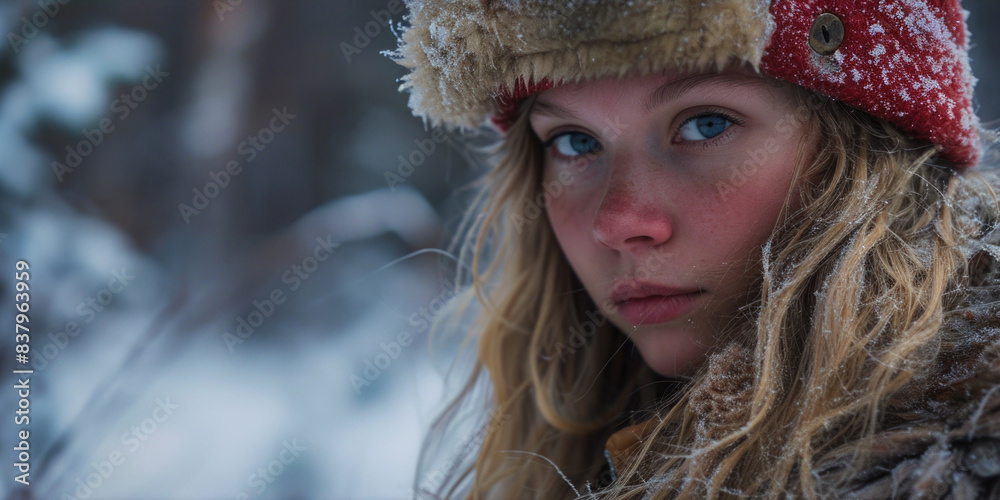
left=690, top=142, right=801, bottom=260
left=544, top=186, right=590, bottom=257
left=542, top=166, right=606, bottom=278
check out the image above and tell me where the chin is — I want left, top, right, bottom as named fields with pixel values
left=631, top=328, right=714, bottom=377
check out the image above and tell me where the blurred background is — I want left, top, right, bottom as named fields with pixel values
left=0, top=1, right=995, bottom=499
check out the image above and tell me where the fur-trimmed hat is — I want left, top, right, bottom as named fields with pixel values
left=389, top=0, right=981, bottom=168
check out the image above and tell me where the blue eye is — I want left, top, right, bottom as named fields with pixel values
left=678, top=114, right=734, bottom=141
left=545, top=132, right=603, bottom=157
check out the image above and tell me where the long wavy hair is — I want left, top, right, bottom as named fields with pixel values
left=413, top=75, right=1000, bottom=499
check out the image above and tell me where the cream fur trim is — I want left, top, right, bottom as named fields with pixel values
left=391, top=0, right=774, bottom=130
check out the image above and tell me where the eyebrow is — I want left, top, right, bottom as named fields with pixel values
left=530, top=99, right=578, bottom=120
left=529, top=72, right=770, bottom=119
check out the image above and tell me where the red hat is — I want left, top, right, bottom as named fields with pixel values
left=391, top=0, right=981, bottom=168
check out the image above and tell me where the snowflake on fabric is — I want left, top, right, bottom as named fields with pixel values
left=762, top=0, right=979, bottom=167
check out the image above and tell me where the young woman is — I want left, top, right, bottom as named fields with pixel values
left=391, top=0, right=1000, bottom=498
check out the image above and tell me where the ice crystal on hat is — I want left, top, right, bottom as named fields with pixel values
left=762, top=0, right=980, bottom=167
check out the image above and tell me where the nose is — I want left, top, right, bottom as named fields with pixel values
left=592, top=170, right=673, bottom=254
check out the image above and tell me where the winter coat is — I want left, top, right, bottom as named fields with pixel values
left=600, top=169, right=1000, bottom=498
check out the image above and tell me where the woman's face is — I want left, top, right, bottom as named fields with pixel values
left=528, top=68, right=812, bottom=377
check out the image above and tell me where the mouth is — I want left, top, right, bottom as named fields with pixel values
left=609, top=281, right=705, bottom=325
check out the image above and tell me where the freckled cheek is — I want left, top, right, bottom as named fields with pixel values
left=541, top=162, right=603, bottom=232
left=542, top=175, right=602, bottom=276
left=544, top=187, right=591, bottom=245
left=698, top=160, right=797, bottom=258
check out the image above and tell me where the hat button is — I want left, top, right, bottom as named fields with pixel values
left=809, top=13, right=844, bottom=56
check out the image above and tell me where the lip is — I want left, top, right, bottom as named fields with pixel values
left=609, top=281, right=705, bottom=325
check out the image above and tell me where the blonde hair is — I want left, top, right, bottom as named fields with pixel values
left=414, top=78, right=1000, bottom=499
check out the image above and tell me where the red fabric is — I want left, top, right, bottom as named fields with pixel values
left=490, top=1, right=979, bottom=168
left=762, top=0, right=978, bottom=168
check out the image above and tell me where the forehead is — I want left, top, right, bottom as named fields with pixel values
left=529, top=68, right=779, bottom=118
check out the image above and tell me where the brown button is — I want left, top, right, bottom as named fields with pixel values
left=809, top=13, right=844, bottom=56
